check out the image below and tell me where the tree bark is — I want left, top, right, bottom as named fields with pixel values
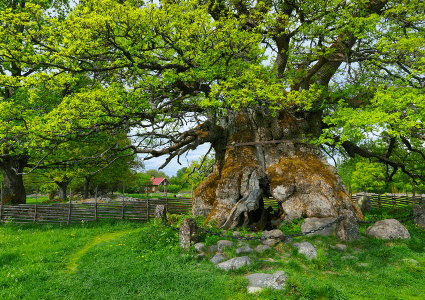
left=0, top=156, right=28, bottom=205
left=192, top=107, right=363, bottom=230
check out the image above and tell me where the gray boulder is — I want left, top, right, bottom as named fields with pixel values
left=255, top=245, right=271, bottom=253
left=245, top=271, right=288, bottom=293
left=293, top=242, right=317, bottom=260
left=217, top=240, right=235, bottom=252
left=364, top=219, right=410, bottom=240
left=235, top=246, right=253, bottom=255
left=262, top=229, right=285, bottom=246
left=194, top=242, right=205, bottom=253
left=336, top=209, right=360, bottom=241
left=216, top=256, right=251, bottom=271
left=336, top=244, right=347, bottom=252
left=210, top=253, right=228, bottom=264
left=301, top=217, right=337, bottom=237
left=179, top=218, right=198, bottom=250
left=208, top=245, right=218, bottom=253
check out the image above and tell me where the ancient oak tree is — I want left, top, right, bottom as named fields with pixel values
left=2, top=0, right=424, bottom=229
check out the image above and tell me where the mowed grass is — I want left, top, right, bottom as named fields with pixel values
left=0, top=207, right=424, bottom=299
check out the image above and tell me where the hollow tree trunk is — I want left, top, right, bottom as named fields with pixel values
left=55, top=178, right=72, bottom=200
left=192, top=107, right=363, bottom=230
left=0, top=156, right=28, bottom=205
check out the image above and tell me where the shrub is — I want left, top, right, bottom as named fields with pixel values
left=167, top=185, right=181, bottom=193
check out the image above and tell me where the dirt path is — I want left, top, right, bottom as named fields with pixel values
left=65, top=229, right=136, bottom=273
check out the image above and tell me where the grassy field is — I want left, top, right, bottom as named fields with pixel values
left=0, top=207, right=424, bottom=299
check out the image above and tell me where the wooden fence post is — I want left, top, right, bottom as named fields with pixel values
left=412, top=181, right=416, bottom=206
left=165, top=184, right=168, bottom=213
left=94, top=186, right=98, bottom=221
left=67, top=187, right=72, bottom=225
left=191, top=182, right=193, bottom=205
left=146, top=183, right=149, bottom=222
left=33, top=187, right=38, bottom=223
left=122, top=181, right=125, bottom=220
left=0, top=182, right=3, bottom=224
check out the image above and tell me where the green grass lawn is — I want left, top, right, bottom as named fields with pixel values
left=25, top=196, right=50, bottom=204
left=0, top=208, right=424, bottom=299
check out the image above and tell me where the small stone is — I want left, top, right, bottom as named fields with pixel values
left=194, top=242, right=206, bottom=253
left=400, top=258, right=419, bottom=266
left=255, top=245, right=271, bottom=253
left=267, top=258, right=275, bottom=262
left=336, top=244, right=347, bottom=252
left=359, top=263, right=368, bottom=267
left=233, top=231, right=241, bottom=237
left=293, top=242, right=317, bottom=260
left=217, top=240, right=235, bottom=252
left=194, top=253, right=205, bottom=259
left=210, top=253, right=228, bottom=264
left=216, top=256, right=251, bottom=271
left=329, top=260, right=334, bottom=267
left=285, top=254, right=291, bottom=258
left=209, top=245, right=218, bottom=253
left=329, top=245, right=336, bottom=250
left=222, top=230, right=228, bottom=235
left=341, top=254, right=358, bottom=261
left=235, top=245, right=253, bottom=255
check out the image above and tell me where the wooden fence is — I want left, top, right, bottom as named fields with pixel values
left=0, top=198, right=192, bottom=224
left=3, top=194, right=420, bottom=225
left=351, top=194, right=425, bottom=209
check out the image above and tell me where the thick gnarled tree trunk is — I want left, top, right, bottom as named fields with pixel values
left=0, top=156, right=28, bottom=205
left=193, top=107, right=363, bottom=230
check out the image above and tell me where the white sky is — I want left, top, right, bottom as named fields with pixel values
left=140, top=143, right=210, bottom=176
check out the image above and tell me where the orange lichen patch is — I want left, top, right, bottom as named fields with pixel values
left=267, top=153, right=338, bottom=191
left=197, top=130, right=209, bottom=139
left=193, top=170, right=220, bottom=206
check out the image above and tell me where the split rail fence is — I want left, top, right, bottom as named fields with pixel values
left=0, top=197, right=192, bottom=225
left=1, top=194, right=422, bottom=225
left=351, top=194, right=424, bottom=209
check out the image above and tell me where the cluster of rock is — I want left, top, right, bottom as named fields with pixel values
left=158, top=205, right=421, bottom=294
left=194, top=229, right=291, bottom=293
